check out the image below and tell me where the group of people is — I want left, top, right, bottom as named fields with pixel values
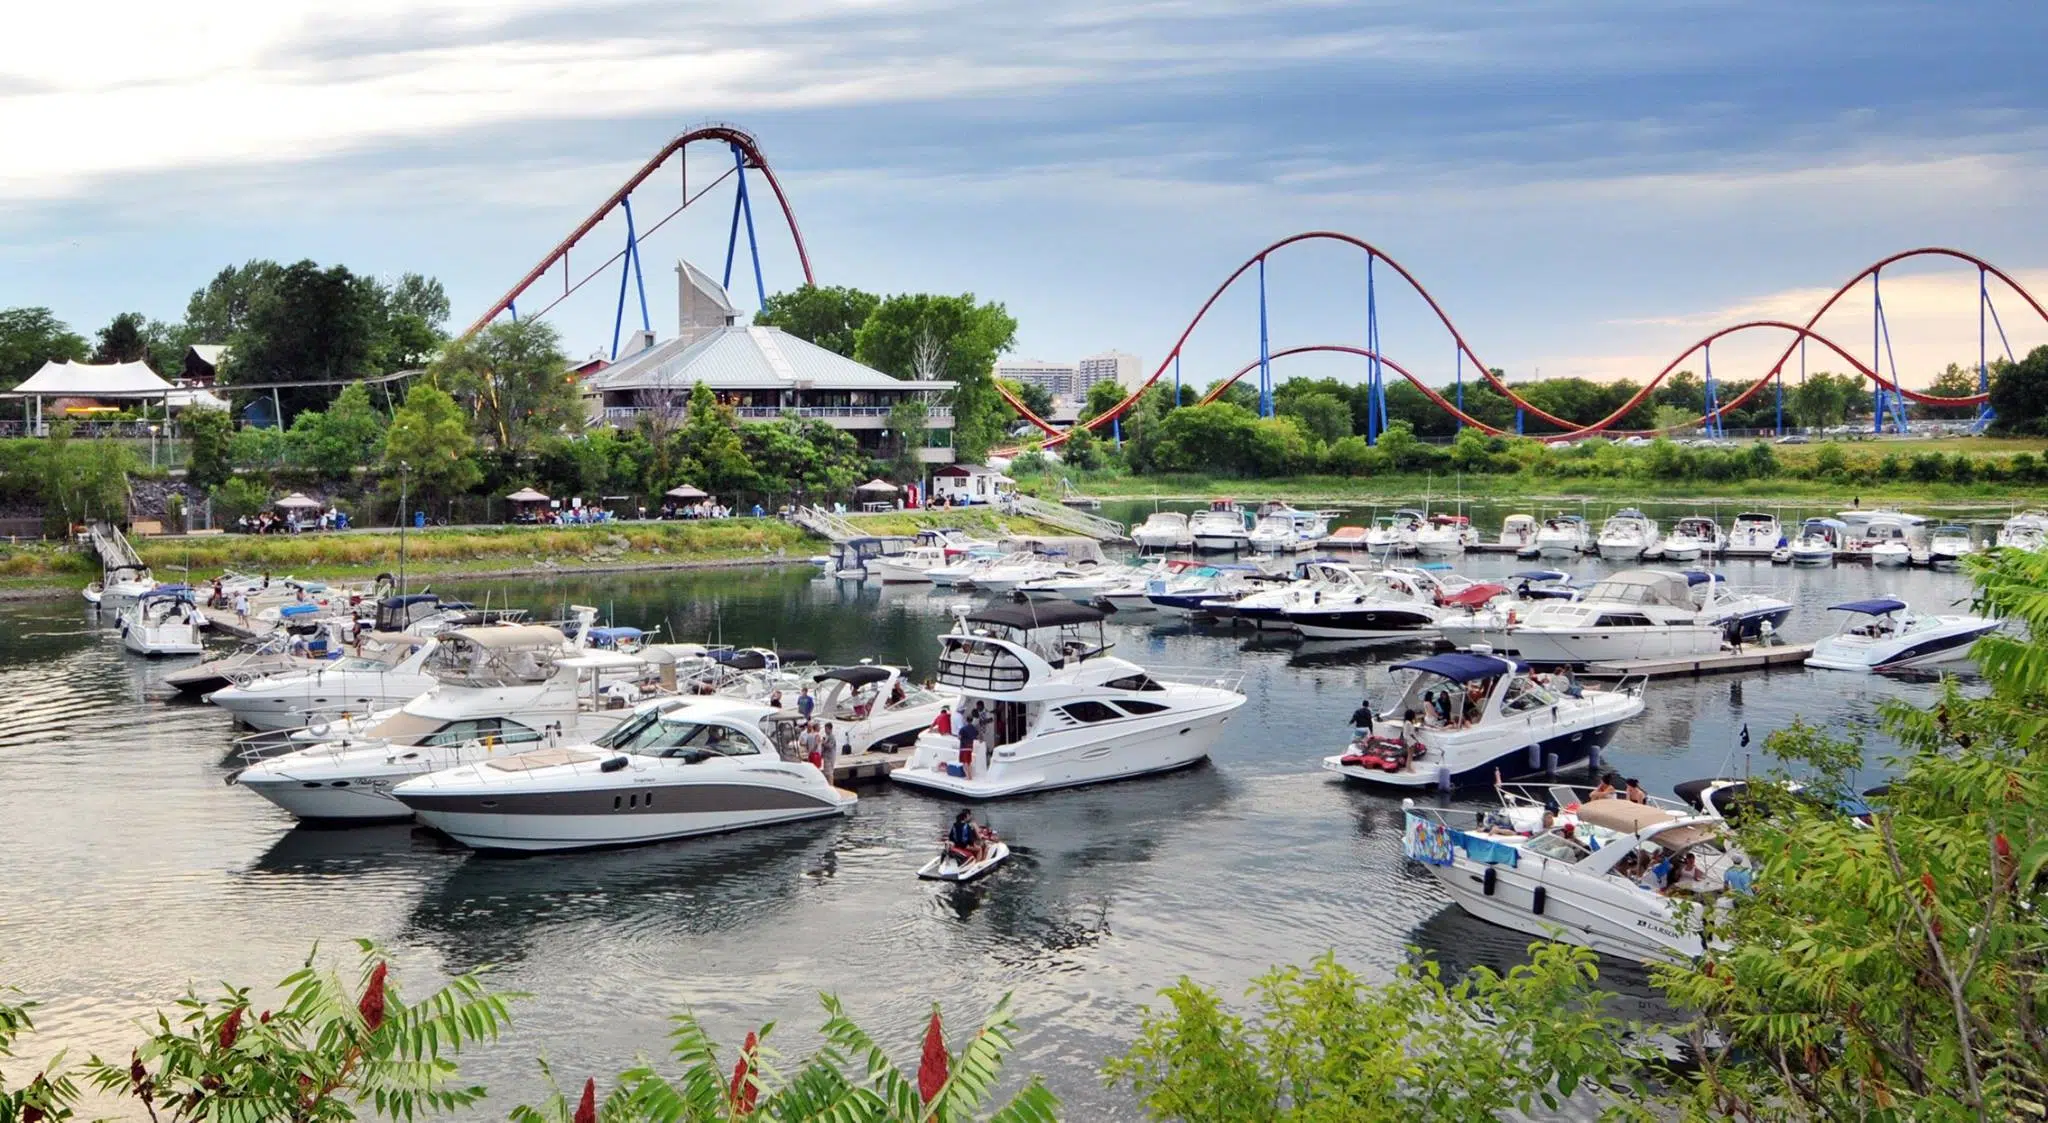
left=234, top=508, right=347, bottom=534
left=656, top=500, right=732, bottom=520
left=933, top=700, right=1004, bottom=780
left=515, top=505, right=617, bottom=525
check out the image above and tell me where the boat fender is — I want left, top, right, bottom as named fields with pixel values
left=600, top=756, right=629, bottom=773
left=1531, top=886, right=1547, bottom=916
left=1482, top=866, right=1497, bottom=896
left=306, top=717, right=330, bottom=738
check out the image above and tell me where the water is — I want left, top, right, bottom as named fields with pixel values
left=0, top=524, right=1973, bottom=1117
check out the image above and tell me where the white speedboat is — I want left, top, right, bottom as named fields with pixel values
left=1723, top=512, right=1784, bottom=558
left=391, top=698, right=855, bottom=852
left=1685, top=571, right=1794, bottom=641
left=1996, top=510, right=2048, bottom=551
left=892, top=602, right=1245, bottom=799
left=1788, top=518, right=1846, bottom=566
left=1281, top=568, right=1444, bottom=639
left=1131, top=511, right=1194, bottom=552
left=1322, top=650, right=1644, bottom=787
left=1145, top=564, right=1256, bottom=617
left=1221, top=559, right=1357, bottom=629
left=163, top=622, right=354, bottom=696
left=1595, top=509, right=1658, bottom=561
left=1660, top=516, right=1722, bottom=562
left=117, top=586, right=206, bottom=657
left=1497, top=514, right=1539, bottom=550
left=1534, top=515, right=1591, bottom=558
left=924, top=548, right=1004, bottom=587
left=1017, top=568, right=1124, bottom=604
left=807, top=663, right=952, bottom=753
left=1452, top=569, right=1726, bottom=664
left=1247, top=506, right=1330, bottom=553
left=1364, top=509, right=1425, bottom=554
left=1414, top=514, right=1478, bottom=557
left=1870, top=540, right=1911, bottom=568
left=1927, top=525, right=1974, bottom=568
left=207, top=634, right=441, bottom=731
left=1189, top=500, right=1252, bottom=552
left=871, top=546, right=949, bottom=584
left=96, top=563, right=158, bottom=608
left=1805, top=599, right=2002, bottom=673
left=1401, top=795, right=1742, bottom=964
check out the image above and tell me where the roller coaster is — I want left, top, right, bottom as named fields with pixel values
left=468, top=126, right=2043, bottom=444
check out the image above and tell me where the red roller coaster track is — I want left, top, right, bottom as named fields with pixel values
left=460, top=124, right=814, bottom=340
left=1000, top=236, right=2043, bottom=448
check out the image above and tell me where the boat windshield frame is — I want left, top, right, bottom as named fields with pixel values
left=598, top=709, right=763, bottom=760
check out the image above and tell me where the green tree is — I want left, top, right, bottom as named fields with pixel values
left=1990, top=345, right=2048, bottom=435
left=754, top=285, right=880, bottom=357
left=182, top=406, right=237, bottom=491
left=184, top=260, right=285, bottom=342
left=675, top=381, right=757, bottom=498
left=429, top=319, right=577, bottom=453
left=374, top=273, right=450, bottom=369
left=92, top=312, right=151, bottom=365
left=853, top=294, right=1018, bottom=461
left=0, top=307, right=89, bottom=389
left=225, top=260, right=390, bottom=421
left=1146, top=403, right=1259, bottom=474
left=1081, top=379, right=1128, bottom=423
left=1204, top=379, right=1258, bottom=412
left=1001, top=378, right=1055, bottom=421
left=34, top=426, right=135, bottom=532
left=885, top=397, right=931, bottom=480
left=383, top=383, right=481, bottom=503
left=1923, top=361, right=1985, bottom=420
left=1791, top=372, right=1859, bottom=430
left=287, top=383, right=386, bottom=478
left=1277, top=391, right=1351, bottom=445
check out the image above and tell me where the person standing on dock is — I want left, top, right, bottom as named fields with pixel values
left=822, top=721, right=841, bottom=780
left=957, top=714, right=980, bottom=779
left=234, top=590, right=249, bottom=630
left=797, top=684, right=814, bottom=722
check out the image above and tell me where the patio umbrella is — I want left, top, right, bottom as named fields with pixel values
left=274, top=493, right=322, bottom=510
left=666, top=485, right=709, bottom=500
left=854, top=478, right=898, bottom=493
left=505, top=487, right=550, bottom=502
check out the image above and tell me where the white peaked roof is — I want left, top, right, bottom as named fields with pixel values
left=13, top=360, right=174, bottom=397
left=585, top=325, right=956, bottom=395
left=188, top=344, right=228, bottom=367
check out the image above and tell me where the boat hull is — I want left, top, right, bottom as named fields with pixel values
left=892, top=703, right=1238, bottom=800
left=1284, top=606, right=1438, bottom=640
left=1462, top=624, right=1724, bottom=665
left=1807, top=622, right=2001, bottom=672
left=401, top=781, right=855, bottom=852
left=1420, top=857, right=1705, bottom=964
left=1324, top=712, right=1628, bottom=788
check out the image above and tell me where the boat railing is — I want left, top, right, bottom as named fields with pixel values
left=1143, top=666, right=1248, bottom=693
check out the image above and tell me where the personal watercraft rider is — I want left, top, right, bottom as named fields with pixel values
left=948, top=810, right=987, bottom=863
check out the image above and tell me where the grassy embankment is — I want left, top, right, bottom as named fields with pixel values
left=1022, top=437, right=2048, bottom=506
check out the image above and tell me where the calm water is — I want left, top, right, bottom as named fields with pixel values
left=0, top=512, right=1973, bottom=1117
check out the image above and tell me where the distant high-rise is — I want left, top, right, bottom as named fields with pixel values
left=996, top=358, right=1080, bottom=399
left=1078, top=350, right=1143, bottom=393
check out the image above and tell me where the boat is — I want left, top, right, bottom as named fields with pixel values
left=1322, top=650, right=1644, bottom=787
left=1364, top=509, right=1425, bottom=554
left=1497, top=514, right=1539, bottom=550
left=916, top=830, right=1011, bottom=882
left=1436, top=570, right=1579, bottom=645
left=1534, top=515, right=1591, bottom=558
left=232, top=636, right=655, bottom=822
left=117, top=586, right=206, bottom=657
left=1017, top=568, right=1125, bottom=604
left=1131, top=511, right=1195, bottom=552
left=1222, top=560, right=1357, bottom=629
left=1927, top=525, right=1975, bottom=568
left=1788, top=518, right=1846, bottom=566
left=1595, top=509, right=1658, bottom=561
left=1660, top=516, right=1723, bottom=562
left=1400, top=794, right=1743, bottom=964
left=93, top=563, right=158, bottom=609
left=826, top=535, right=916, bottom=580
left=1247, top=505, right=1331, bottom=553
left=1770, top=545, right=1792, bottom=564
left=1144, top=564, right=1257, bottom=617
left=1319, top=525, right=1372, bottom=549
left=1723, top=512, right=1784, bottom=558
left=1996, top=510, right=2048, bottom=551
left=1870, top=540, right=1910, bottom=568
left=1684, top=571, right=1794, bottom=641
left=1093, top=559, right=1188, bottom=613
left=807, top=663, right=953, bottom=752
left=1450, top=569, right=1727, bottom=664
left=206, top=633, right=442, bottom=731
left=1805, top=599, right=2002, bottom=673
left=1414, top=514, right=1478, bottom=557
left=390, top=697, right=856, bottom=853
left=1838, top=507, right=1927, bottom=540
left=870, top=545, right=949, bottom=583
left=1280, top=568, right=1444, bottom=640
left=163, top=621, right=356, bottom=695
left=924, top=547, right=1005, bottom=587
left=1189, top=499, right=1252, bottom=552
left=891, top=602, right=1246, bottom=799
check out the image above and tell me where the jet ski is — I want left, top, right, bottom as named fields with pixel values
left=917, top=831, right=1011, bottom=882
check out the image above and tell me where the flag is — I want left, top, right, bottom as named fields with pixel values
left=1740, top=724, right=1751, bottom=747
left=917, top=1008, right=949, bottom=1104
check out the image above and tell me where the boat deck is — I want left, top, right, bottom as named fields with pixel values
left=1581, top=644, right=1814, bottom=679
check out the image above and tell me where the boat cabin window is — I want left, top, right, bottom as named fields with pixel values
left=1524, top=831, right=1591, bottom=863
left=1593, top=613, right=1653, bottom=628
left=1104, top=673, right=1164, bottom=692
left=1058, top=701, right=1123, bottom=724
left=936, top=638, right=1030, bottom=692
left=599, top=710, right=759, bottom=759
left=419, top=717, right=541, bottom=748
left=1114, top=700, right=1169, bottom=716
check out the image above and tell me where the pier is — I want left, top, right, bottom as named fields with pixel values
left=1582, top=643, right=1815, bottom=679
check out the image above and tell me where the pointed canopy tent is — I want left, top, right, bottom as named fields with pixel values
left=274, top=493, right=324, bottom=510
left=6, top=360, right=177, bottom=432
left=854, top=478, right=899, bottom=493
left=506, top=487, right=551, bottom=503
left=665, top=485, right=710, bottom=500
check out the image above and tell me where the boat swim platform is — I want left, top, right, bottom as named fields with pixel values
left=1580, top=643, right=1814, bottom=679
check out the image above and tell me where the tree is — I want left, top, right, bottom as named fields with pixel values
left=33, top=426, right=135, bottom=532
left=1277, top=391, right=1351, bottom=445
left=1923, top=362, right=1986, bottom=420
left=182, top=407, right=237, bottom=491
left=1145, top=403, right=1259, bottom=474
left=1000, top=378, right=1054, bottom=421
left=376, top=273, right=450, bottom=369
left=184, top=261, right=285, bottom=342
left=754, top=285, right=880, bottom=357
left=225, top=260, right=386, bottom=421
left=383, top=383, right=480, bottom=503
left=1791, top=372, right=1860, bottom=430
left=1990, top=345, right=2048, bottom=435
left=0, top=307, right=88, bottom=389
left=287, top=383, right=386, bottom=478
left=91, top=312, right=150, bottom=365
left=853, top=294, right=1017, bottom=462
left=429, top=319, right=577, bottom=453
left=1081, top=379, right=1128, bottom=423
left=885, top=397, right=931, bottom=480
left=1204, top=379, right=1258, bottom=412
left=676, top=381, right=757, bottom=498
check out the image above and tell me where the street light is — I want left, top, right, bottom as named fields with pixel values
left=147, top=424, right=159, bottom=469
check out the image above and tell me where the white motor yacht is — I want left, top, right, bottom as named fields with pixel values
left=1497, top=514, right=1539, bottom=550
left=1723, top=512, right=1784, bottom=557
left=1660, top=516, right=1722, bottom=562
left=1806, top=598, right=2002, bottom=673
left=1401, top=795, right=1742, bottom=964
left=1414, top=515, right=1478, bottom=557
left=1145, top=564, right=1257, bottom=617
left=1927, top=525, right=1975, bottom=568
left=1451, top=569, right=1726, bottom=664
left=1016, top=568, right=1125, bottom=604
left=1364, top=509, right=1425, bottom=554
left=806, top=663, right=953, bottom=753
left=892, top=602, right=1245, bottom=799
left=118, top=586, right=206, bottom=657
left=233, top=637, right=654, bottom=822
left=1247, top=506, right=1330, bottom=553
left=1595, top=509, right=1658, bottom=561
left=1093, top=559, right=1184, bottom=613
left=1280, top=568, right=1445, bottom=639
left=1219, top=559, right=1356, bottom=629
left=207, top=633, right=442, bottom=731
left=1131, top=511, right=1195, bottom=552
left=1788, top=518, right=1845, bottom=566
left=871, top=546, right=949, bottom=584
left=1189, top=500, right=1252, bottom=553
left=1323, top=650, right=1644, bottom=787
left=87, top=563, right=158, bottom=609
left=924, top=547, right=1004, bottom=587
left=1870, top=540, right=1911, bottom=568
left=1534, top=515, right=1591, bottom=558
left=164, top=621, right=355, bottom=696
left=391, top=698, right=855, bottom=852
left=1996, top=510, right=2048, bottom=551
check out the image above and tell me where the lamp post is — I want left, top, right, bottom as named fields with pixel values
left=147, top=424, right=159, bottom=469
left=397, top=461, right=409, bottom=596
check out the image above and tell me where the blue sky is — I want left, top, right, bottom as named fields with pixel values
left=5, top=0, right=2046, bottom=394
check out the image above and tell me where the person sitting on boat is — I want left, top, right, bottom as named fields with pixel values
left=948, top=810, right=987, bottom=863
left=1588, top=775, right=1618, bottom=801
left=1625, top=777, right=1648, bottom=804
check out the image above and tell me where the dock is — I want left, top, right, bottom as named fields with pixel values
left=830, top=750, right=906, bottom=783
left=1582, top=643, right=1814, bottom=679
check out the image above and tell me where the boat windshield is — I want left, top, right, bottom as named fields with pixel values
left=598, top=710, right=759, bottom=759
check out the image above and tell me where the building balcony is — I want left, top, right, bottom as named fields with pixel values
left=600, top=404, right=953, bottom=429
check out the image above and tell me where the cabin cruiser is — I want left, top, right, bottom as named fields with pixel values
left=1144, top=564, right=1258, bottom=617
left=807, top=663, right=953, bottom=753
left=1449, top=569, right=1726, bottom=664
left=1092, top=559, right=1190, bottom=613
left=1996, top=511, right=2048, bottom=551
left=1927, top=525, right=1975, bottom=568
left=924, top=547, right=1005, bottom=587
left=1221, top=560, right=1356, bottom=629
left=1401, top=794, right=1743, bottom=964
left=87, top=563, right=157, bottom=608
left=1723, top=512, right=1784, bottom=558
left=1414, top=515, right=1478, bottom=557
left=1869, top=539, right=1911, bottom=568
left=1280, top=567, right=1445, bottom=639
left=1497, top=515, right=1539, bottom=550
left=1660, top=517, right=1723, bottom=562
left=391, top=698, right=855, bottom=852
left=1017, top=568, right=1126, bottom=604
left=206, top=633, right=442, bottom=731
left=871, top=546, right=950, bottom=583
left=1838, top=507, right=1927, bottom=541
left=1534, top=515, right=1591, bottom=558
left=1685, top=571, right=1794, bottom=641
left=1806, top=599, right=2002, bottom=673
left=1248, top=506, right=1331, bottom=553
left=1788, top=518, right=1846, bottom=566
left=1364, top=510, right=1425, bottom=554
left=892, top=602, right=1245, bottom=799
left=1131, top=511, right=1195, bottom=552
left=1595, top=509, right=1658, bottom=561
left=1324, top=650, right=1644, bottom=787
left=163, top=621, right=356, bottom=695
left=232, top=636, right=655, bottom=822
left=118, top=586, right=206, bottom=657
left=1189, top=500, right=1252, bottom=552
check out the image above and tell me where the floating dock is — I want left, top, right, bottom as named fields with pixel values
left=830, top=750, right=906, bottom=783
left=1582, top=643, right=1814, bottom=679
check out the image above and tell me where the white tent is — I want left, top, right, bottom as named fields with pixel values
left=9, top=360, right=176, bottom=433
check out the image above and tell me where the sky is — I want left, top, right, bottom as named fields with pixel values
left=5, top=0, right=2047, bottom=401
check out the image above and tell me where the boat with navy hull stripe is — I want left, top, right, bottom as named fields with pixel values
left=1805, top=599, right=2002, bottom=673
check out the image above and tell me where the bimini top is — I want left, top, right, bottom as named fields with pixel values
left=1390, top=651, right=1524, bottom=683
left=965, top=601, right=1106, bottom=630
left=1830, top=598, right=1908, bottom=616
left=816, top=664, right=893, bottom=686
left=584, top=626, right=644, bottom=646
left=139, top=585, right=194, bottom=602
left=1511, top=569, right=1568, bottom=582
left=1681, top=570, right=1727, bottom=586
left=712, top=647, right=818, bottom=669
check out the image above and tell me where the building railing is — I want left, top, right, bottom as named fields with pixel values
left=602, top=405, right=952, bottom=425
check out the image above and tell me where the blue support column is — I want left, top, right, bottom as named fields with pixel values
left=610, top=196, right=650, bottom=360
left=507, top=299, right=517, bottom=322
left=1874, top=273, right=1909, bottom=434
left=734, top=146, right=767, bottom=309
left=1257, top=257, right=1273, bottom=419
left=1775, top=368, right=1784, bottom=435
left=1872, top=272, right=1885, bottom=433
left=625, top=197, right=650, bottom=331
left=722, top=162, right=745, bottom=292
left=1978, top=268, right=1997, bottom=430
left=1515, top=404, right=1525, bottom=435
left=1703, top=342, right=1721, bottom=438
left=1366, top=255, right=1384, bottom=442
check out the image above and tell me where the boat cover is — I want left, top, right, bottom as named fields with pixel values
left=1390, top=651, right=1523, bottom=683
left=1829, top=598, right=1908, bottom=615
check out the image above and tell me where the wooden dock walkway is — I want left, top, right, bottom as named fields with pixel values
left=831, top=750, right=907, bottom=784
left=1583, top=643, right=1814, bottom=679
